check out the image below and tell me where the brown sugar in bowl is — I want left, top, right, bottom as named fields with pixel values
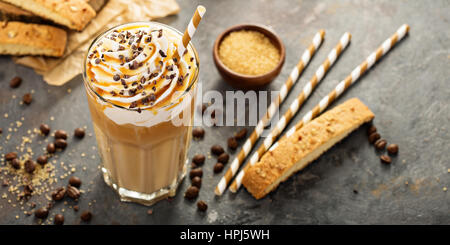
left=213, top=24, right=285, bottom=90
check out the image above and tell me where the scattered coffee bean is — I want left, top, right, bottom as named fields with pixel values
left=11, top=158, right=20, bottom=169
left=184, top=186, right=199, bottom=200
left=189, top=168, right=203, bottom=179
left=55, top=139, right=67, bottom=149
left=54, top=214, right=64, bottom=225
left=47, top=143, right=56, bottom=153
left=227, top=137, right=238, bottom=150
left=368, top=132, right=381, bottom=144
left=47, top=201, right=54, bottom=210
left=54, top=130, right=68, bottom=140
left=52, top=187, right=66, bottom=201
left=80, top=211, right=92, bottom=222
left=35, top=207, right=49, bottom=219
left=67, top=185, right=80, bottom=199
left=69, top=176, right=82, bottom=188
left=22, top=93, right=32, bottom=105
left=24, top=160, right=36, bottom=174
left=40, top=124, right=50, bottom=136
left=24, top=184, right=33, bottom=196
left=380, top=155, right=392, bottom=164
left=387, top=144, right=399, bottom=155
left=192, top=127, right=205, bottom=138
left=353, top=189, right=359, bottom=194
left=5, top=152, right=17, bottom=161
left=192, top=154, right=205, bottom=165
left=217, top=153, right=229, bottom=164
left=197, top=200, right=208, bottom=212
left=73, top=205, right=79, bottom=212
left=74, top=128, right=85, bottom=139
left=9, top=76, right=22, bottom=88
left=191, top=176, right=202, bottom=188
left=211, top=145, right=224, bottom=156
left=36, top=155, right=48, bottom=165
left=235, top=128, right=248, bottom=141
left=367, top=125, right=377, bottom=135
left=374, top=139, right=387, bottom=150
left=213, top=163, right=224, bottom=173
left=0, top=128, right=2, bottom=134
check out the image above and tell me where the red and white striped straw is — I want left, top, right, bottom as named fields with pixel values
left=177, top=5, right=206, bottom=58
left=214, top=30, right=325, bottom=196
left=229, top=32, right=352, bottom=193
left=269, top=24, right=410, bottom=153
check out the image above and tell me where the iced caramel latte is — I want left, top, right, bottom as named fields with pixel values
left=83, top=22, right=198, bottom=205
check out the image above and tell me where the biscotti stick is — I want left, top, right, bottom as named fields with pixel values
left=2, top=0, right=96, bottom=31
left=214, top=30, right=325, bottom=196
left=0, top=21, right=67, bottom=57
left=242, top=98, right=374, bottom=199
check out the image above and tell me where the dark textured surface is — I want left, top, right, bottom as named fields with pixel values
left=0, top=0, right=449, bottom=225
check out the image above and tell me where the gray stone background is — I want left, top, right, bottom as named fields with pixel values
left=0, top=0, right=449, bottom=224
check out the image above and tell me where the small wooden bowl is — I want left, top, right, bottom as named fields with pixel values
left=213, top=24, right=285, bottom=90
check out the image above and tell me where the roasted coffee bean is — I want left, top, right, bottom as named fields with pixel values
left=40, top=124, right=50, bottom=135
left=47, top=143, right=56, bottom=153
left=73, top=205, right=79, bottom=212
left=184, top=186, right=199, bottom=200
left=380, top=155, right=392, bottom=164
left=213, top=163, right=224, bottom=173
left=5, top=152, right=17, bottom=161
left=10, top=76, right=22, bottom=88
left=192, top=128, right=205, bottom=138
left=68, top=176, right=82, bottom=188
left=189, top=168, right=203, bottom=179
left=191, top=176, right=202, bottom=189
left=368, top=132, right=381, bottom=144
left=55, top=139, right=67, bottom=149
left=227, top=137, right=238, bottom=150
left=36, top=155, right=48, bottom=165
left=197, top=200, right=208, bottom=212
left=211, top=145, right=224, bottom=156
left=192, top=154, right=205, bottom=165
left=235, top=128, right=248, bottom=141
left=24, top=184, right=33, bottom=196
left=217, top=153, right=229, bottom=164
left=52, top=187, right=66, bottom=201
left=35, top=207, right=49, bottom=219
left=0, top=128, right=2, bottom=134
left=367, top=125, right=377, bottom=135
left=374, top=139, right=387, bottom=150
left=24, top=160, right=36, bottom=174
left=80, top=211, right=92, bottom=222
left=54, top=130, right=68, bottom=140
left=22, top=93, right=32, bottom=105
left=54, top=214, right=64, bottom=225
left=74, top=128, right=85, bottom=139
left=67, top=185, right=80, bottom=199
left=11, top=158, right=20, bottom=169
left=387, top=144, right=399, bottom=155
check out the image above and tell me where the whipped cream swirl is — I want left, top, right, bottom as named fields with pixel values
left=86, top=23, right=196, bottom=111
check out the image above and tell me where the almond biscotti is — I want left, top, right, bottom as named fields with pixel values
left=0, top=21, right=67, bottom=57
left=242, top=98, right=375, bottom=199
left=2, top=0, right=96, bottom=31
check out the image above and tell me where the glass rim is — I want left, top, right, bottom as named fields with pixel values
left=82, top=21, right=200, bottom=111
